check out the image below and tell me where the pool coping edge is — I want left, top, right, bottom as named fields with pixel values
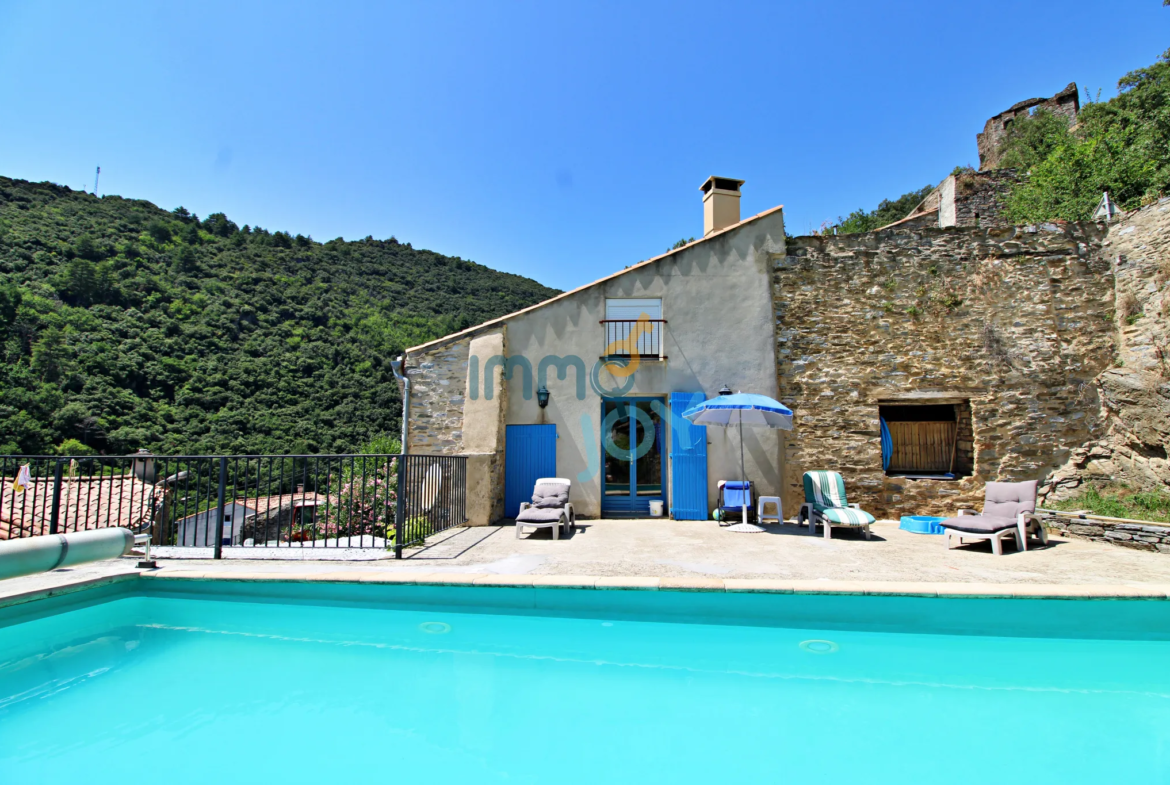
left=131, top=571, right=1170, bottom=600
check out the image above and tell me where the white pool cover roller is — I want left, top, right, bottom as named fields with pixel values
left=0, top=528, right=135, bottom=581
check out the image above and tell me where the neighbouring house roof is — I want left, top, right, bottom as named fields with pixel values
left=876, top=207, right=940, bottom=232
left=174, top=492, right=330, bottom=524
left=405, top=203, right=785, bottom=355
left=0, top=474, right=156, bottom=540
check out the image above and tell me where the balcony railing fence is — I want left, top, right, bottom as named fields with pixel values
left=600, top=318, right=666, bottom=359
left=0, top=453, right=466, bottom=559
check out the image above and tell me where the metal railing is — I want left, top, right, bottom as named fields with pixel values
left=395, top=454, right=467, bottom=557
left=600, top=318, right=666, bottom=359
left=0, top=453, right=467, bottom=559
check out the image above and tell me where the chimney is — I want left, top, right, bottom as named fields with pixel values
left=700, top=176, right=744, bottom=236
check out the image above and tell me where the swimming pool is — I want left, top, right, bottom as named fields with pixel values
left=1, top=578, right=1168, bottom=784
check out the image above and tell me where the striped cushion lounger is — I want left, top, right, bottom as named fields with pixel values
left=799, top=471, right=875, bottom=540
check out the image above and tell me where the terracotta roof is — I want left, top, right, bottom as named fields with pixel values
left=405, top=203, right=785, bottom=355
left=0, top=474, right=155, bottom=540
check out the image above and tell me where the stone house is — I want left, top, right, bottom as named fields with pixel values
left=399, top=173, right=1154, bottom=525
left=403, top=178, right=786, bottom=524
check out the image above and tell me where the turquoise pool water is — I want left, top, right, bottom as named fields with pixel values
left=1, top=582, right=1169, bottom=784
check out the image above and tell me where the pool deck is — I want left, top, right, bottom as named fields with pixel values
left=4, top=518, right=1170, bottom=605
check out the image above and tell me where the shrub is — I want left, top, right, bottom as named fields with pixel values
left=837, top=185, right=936, bottom=234
left=1047, top=483, right=1170, bottom=523
left=1118, top=291, right=1140, bottom=322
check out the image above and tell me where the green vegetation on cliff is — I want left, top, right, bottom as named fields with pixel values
left=1002, top=49, right=1170, bottom=222
left=1046, top=483, right=1170, bottom=524
left=835, top=185, right=935, bottom=234
left=0, top=178, right=557, bottom=455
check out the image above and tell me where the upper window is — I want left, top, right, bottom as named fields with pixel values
left=603, top=299, right=664, bottom=358
left=605, top=298, right=662, bottom=321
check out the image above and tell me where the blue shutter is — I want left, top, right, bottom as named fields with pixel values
left=504, top=424, right=558, bottom=518
left=879, top=417, right=892, bottom=472
left=670, top=392, right=708, bottom=520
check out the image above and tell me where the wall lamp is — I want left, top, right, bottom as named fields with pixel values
left=536, top=385, right=550, bottom=408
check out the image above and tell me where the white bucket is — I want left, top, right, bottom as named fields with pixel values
left=648, top=501, right=664, bottom=517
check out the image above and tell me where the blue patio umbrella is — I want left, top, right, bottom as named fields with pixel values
left=683, top=389, right=794, bottom=532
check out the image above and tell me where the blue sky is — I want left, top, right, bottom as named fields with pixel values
left=1, top=1, right=1165, bottom=291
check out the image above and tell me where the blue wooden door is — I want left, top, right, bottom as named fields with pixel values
left=670, top=392, right=708, bottom=520
left=504, top=424, right=557, bottom=518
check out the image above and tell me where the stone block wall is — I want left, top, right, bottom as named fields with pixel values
left=405, top=338, right=471, bottom=454
left=775, top=221, right=1115, bottom=518
left=1044, top=199, right=1170, bottom=499
left=954, top=169, right=1021, bottom=229
left=1040, top=512, right=1170, bottom=554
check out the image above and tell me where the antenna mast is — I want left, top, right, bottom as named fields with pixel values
left=93, top=166, right=100, bottom=196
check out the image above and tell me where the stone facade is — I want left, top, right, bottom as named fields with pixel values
left=891, top=169, right=1021, bottom=232
left=977, top=82, right=1079, bottom=171
left=1044, top=199, right=1170, bottom=500
left=405, top=337, right=471, bottom=454
left=775, top=221, right=1115, bottom=518
left=400, top=328, right=509, bottom=524
left=1040, top=512, right=1170, bottom=554
left=953, top=169, right=1021, bottom=229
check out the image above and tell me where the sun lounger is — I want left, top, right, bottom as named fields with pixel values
left=940, top=480, right=1046, bottom=555
left=515, top=478, right=575, bottom=540
left=799, top=471, right=874, bottom=540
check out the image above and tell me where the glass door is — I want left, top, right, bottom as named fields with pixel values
left=601, top=398, right=665, bottom=516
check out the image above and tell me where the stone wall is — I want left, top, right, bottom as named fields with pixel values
left=405, top=337, right=471, bottom=454
left=402, top=328, right=508, bottom=524
left=1044, top=199, right=1170, bottom=499
left=954, top=169, right=1021, bottom=229
left=1040, top=512, right=1170, bottom=554
left=775, top=221, right=1115, bottom=518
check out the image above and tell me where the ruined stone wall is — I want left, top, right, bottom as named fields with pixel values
left=405, top=337, right=472, bottom=454
left=776, top=221, right=1115, bottom=519
left=954, top=169, right=1021, bottom=229
left=977, top=83, right=1079, bottom=170
left=1044, top=200, right=1170, bottom=499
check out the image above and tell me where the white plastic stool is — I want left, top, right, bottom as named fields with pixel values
left=757, top=496, right=782, bottom=524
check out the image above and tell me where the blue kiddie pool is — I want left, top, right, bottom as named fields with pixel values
left=900, top=515, right=947, bottom=535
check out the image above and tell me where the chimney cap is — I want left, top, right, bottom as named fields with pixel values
left=700, top=176, right=745, bottom=194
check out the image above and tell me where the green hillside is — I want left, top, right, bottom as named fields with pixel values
left=0, top=177, right=557, bottom=455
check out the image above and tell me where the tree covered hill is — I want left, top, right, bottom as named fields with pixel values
left=0, top=177, right=558, bottom=456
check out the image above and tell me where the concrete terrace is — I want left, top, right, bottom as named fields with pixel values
left=5, top=519, right=1170, bottom=603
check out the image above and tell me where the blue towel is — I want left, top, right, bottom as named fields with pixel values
left=721, top=482, right=752, bottom=510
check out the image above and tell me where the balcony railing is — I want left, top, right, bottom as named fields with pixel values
left=600, top=319, right=666, bottom=360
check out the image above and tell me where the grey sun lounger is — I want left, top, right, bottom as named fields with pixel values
left=515, top=478, right=575, bottom=540
left=940, top=480, right=1048, bottom=555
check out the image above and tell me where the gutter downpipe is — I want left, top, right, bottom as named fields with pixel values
left=390, top=355, right=410, bottom=560
left=390, top=355, right=410, bottom=455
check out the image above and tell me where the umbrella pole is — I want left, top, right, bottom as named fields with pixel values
left=739, top=417, right=747, bottom=525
